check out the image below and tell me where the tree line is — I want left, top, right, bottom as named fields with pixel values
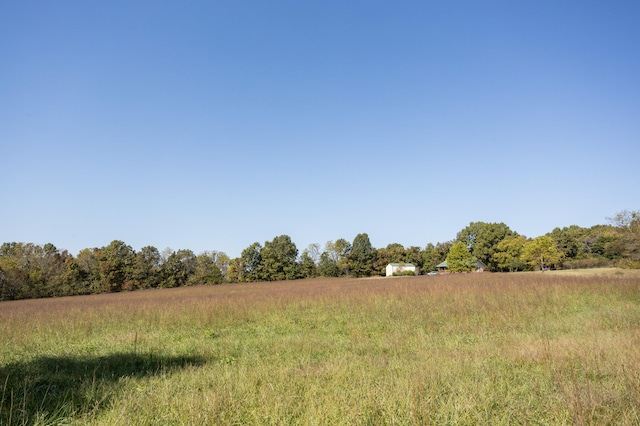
left=1, top=210, right=638, bottom=301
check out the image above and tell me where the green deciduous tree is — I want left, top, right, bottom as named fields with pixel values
left=225, top=258, right=242, bottom=283
left=188, top=251, right=224, bottom=285
left=446, top=241, right=476, bottom=272
left=607, top=209, right=640, bottom=230
left=385, top=243, right=406, bottom=263
left=259, top=235, right=299, bottom=281
left=0, top=243, right=27, bottom=300
left=493, top=235, right=527, bottom=272
left=375, top=244, right=403, bottom=276
left=76, top=248, right=101, bottom=293
left=0, top=263, right=5, bottom=300
left=299, top=250, right=317, bottom=279
left=608, top=209, right=640, bottom=267
left=98, top=240, right=136, bottom=292
left=133, top=246, right=162, bottom=289
left=38, top=244, right=69, bottom=296
left=298, top=244, right=321, bottom=278
left=214, top=251, right=230, bottom=279
left=374, top=243, right=424, bottom=276
left=240, top=242, right=262, bottom=282
left=324, top=239, right=351, bottom=276
left=349, top=233, right=375, bottom=277
left=373, top=244, right=423, bottom=276
left=57, top=257, right=89, bottom=296
left=161, top=249, right=197, bottom=287
left=521, top=236, right=563, bottom=271
left=0, top=242, right=73, bottom=299
left=456, top=222, right=514, bottom=271
left=317, top=252, right=339, bottom=277
left=421, top=242, right=451, bottom=273
left=586, top=225, right=624, bottom=260
left=404, top=246, right=423, bottom=270
left=548, top=226, right=587, bottom=260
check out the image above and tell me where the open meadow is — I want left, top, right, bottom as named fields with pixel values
left=1, top=270, right=640, bottom=425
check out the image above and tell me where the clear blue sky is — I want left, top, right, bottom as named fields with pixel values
left=2, top=1, right=639, bottom=257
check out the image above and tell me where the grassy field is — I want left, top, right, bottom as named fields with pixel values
left=531, top=267, right=640, bottom=277
left=1, top=270, right=639, bottom=425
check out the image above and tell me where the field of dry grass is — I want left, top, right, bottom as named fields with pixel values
left=544, top=267, right=640, bottom=277
left=1, top=271, right=640, bottom=424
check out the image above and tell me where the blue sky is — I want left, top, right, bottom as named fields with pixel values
left=2, top=1, right=639, bottom=257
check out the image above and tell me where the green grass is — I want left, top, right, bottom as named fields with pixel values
left=1, top=273, right=640, bottom=425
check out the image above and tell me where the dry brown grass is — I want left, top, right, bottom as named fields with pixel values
left=1, top=272, right=640, bottom=424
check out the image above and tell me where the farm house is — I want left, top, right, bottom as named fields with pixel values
left=386, top=263, right=418, bottom=276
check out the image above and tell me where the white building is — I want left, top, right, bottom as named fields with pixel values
left=386, top=263, right=418, bottom=276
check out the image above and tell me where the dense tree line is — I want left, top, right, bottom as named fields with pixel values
left=0, top=241, right=229, bottom=301
left=1, top=210, right=638, bottom=301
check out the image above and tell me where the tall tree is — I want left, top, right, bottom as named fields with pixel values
left=213, top=251, right=230, bottom=280
left=132, top=246, right=162, bottom=289
left=375, top=244, right=401, bottom=276
left=446, top=241, right=476, bottom=272
left=225, top=258, right=242, bottom=283
left=298, top=250, right=317, bottom=279
left=587, top=225, right=624, bottom=260
left=548, top=226, right=587, bottom=261
left=57, top=256, right=88, bottom=296
left=374, top=243, right=421, bottom=276
left=521, top=236, right=563, bottom=271
left=161, top=249, right=197, bottom=287
left=299, top=244, right=321, bottom=278
left=0, top=243, right=27, bottom=300
left=35, top=243, right=71, bottom=297
left=607, top=209, right=640, bottom=229
left=97, top=240, right=136, bottom=292
left=422, top=242, right=451, bottom=273
left=317, top=252, right=339, bottom=277
left=607, top=209, right=640, bottom=267
left=0, top=263, right=5, bottom=300
left=189, top=251, right=224, bottom=285
left=349, top=233, right=375, bottom=277
left=421, top=243, right=438, bottom=273
left=0, top=243, right=74, bottom=299
left=76, top=248, right=102, bottom=293
left=259, top=235, right=299, bottom=281
left=405, top=246, right=423, bottom=270
left=456, top=222, right=514, bottom=271
left=386, top=243, right=406, bottom=263
left=240, top=242, right=262, bottom=282
left=305, top=243, right=321, bottom=265
left=493, top=235, right=527, bottom=272
left=324, top=239, right=351, bottom=276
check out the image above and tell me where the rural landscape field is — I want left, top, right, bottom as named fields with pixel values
left=4, top=1, right=639, bottom=424
left=1, top=270, right=639, bottom=425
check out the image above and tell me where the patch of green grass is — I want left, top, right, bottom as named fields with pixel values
left=1, top=274, right=640, bottom=424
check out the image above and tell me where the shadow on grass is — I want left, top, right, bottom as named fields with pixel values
left=0, top=352, right=205, bottom=424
